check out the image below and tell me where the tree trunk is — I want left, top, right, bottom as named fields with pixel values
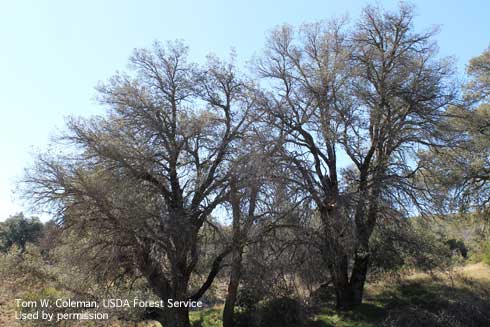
left=330, top=254, right=353, bottom=310
left=330, top=253, right=370, bottom=310
left=171, top=307, right=191, bottom=327
left=349, top=253, right=369, bottom=305
left=144, top=278, right=192, bottom=327
left=334, top=285, right=355, bottom=310
left=138, top=249, right=193, bottom=327
left=223, top=247, right=243, bottom=327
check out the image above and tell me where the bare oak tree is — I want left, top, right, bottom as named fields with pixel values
left=222, top=130, right=278, bottom=327
left=257, top=4, right=455, bottom=309
left=24, top=41, right=254, bottom=327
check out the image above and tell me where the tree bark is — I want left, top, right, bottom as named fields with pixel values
left=349, top=253, right=369, bottom=306
left=223, top=247, right=243, bottom=327
left=223, top=176, right=244, bottom=327
left=172, top=307, right=191, bottom=327
left=322, top=207, right=371, bottom=311
left=137, top=247, right=193, bottom=327
left=330, top=255, right=354, bottom=310
left=327, top=231, right=372, bottom=310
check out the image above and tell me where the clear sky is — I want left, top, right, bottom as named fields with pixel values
left=0, top=0, right=489, bottom=221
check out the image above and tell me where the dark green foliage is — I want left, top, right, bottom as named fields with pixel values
left=225, top=294, right=308, bottom=327
left=409, top=213, right=488, bottom=265
left=369, top=218, right=454, bottom=276
left=446, top=239, right=468, bottom=258
left=229, top=288, right=263, bottom=327
left=232, top=310, right=255, bottom=327
left=236, top=288, right=262, bottom=312
left=260, top=297, right=305, bottom=327
left=0, top=213, right=43, bottom=252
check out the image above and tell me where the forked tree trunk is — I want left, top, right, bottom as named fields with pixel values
left=334, top=182, right=379, bottom=310
left=144, top=278, right=192, bottom=327
left=138, top=248, right=193, bottom=327
left=332, top=253, right=370, bottom=310
left=322, top=207, right=372, bottom=311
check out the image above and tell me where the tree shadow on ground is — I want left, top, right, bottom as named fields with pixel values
left=311, top=270, right=490, bottom=327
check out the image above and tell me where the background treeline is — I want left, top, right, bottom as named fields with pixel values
left=2, top=3, right=490, bottom=327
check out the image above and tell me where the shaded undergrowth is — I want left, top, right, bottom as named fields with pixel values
left=192, top=264, right=490, bottom=327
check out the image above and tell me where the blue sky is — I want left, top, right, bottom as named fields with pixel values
left=0, top=0, right=489, bottom=220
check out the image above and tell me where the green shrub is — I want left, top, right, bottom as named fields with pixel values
left=237, top=288, right=262, bottom=312
left=232, top=310, right=255, bottom=327
left=481, top=242, right=490, bottom=265
left=446, top=239, right=468, bottom=259
left=260, top=297, right=305, bottom=327
left=0, top=213, right=43, bottom=252
left=20, top=287, right=67, bottom=327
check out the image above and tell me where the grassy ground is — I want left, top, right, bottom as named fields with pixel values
left=192, top=263, right=490, bottom=327
left=189, top=306, right=223, bottom=327
left=2, top=264, right=489, bottom=326
left=0, top=279, right=17, bottom=327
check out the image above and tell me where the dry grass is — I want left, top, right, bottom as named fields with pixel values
left=0, top=276, right=162, bottom=327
